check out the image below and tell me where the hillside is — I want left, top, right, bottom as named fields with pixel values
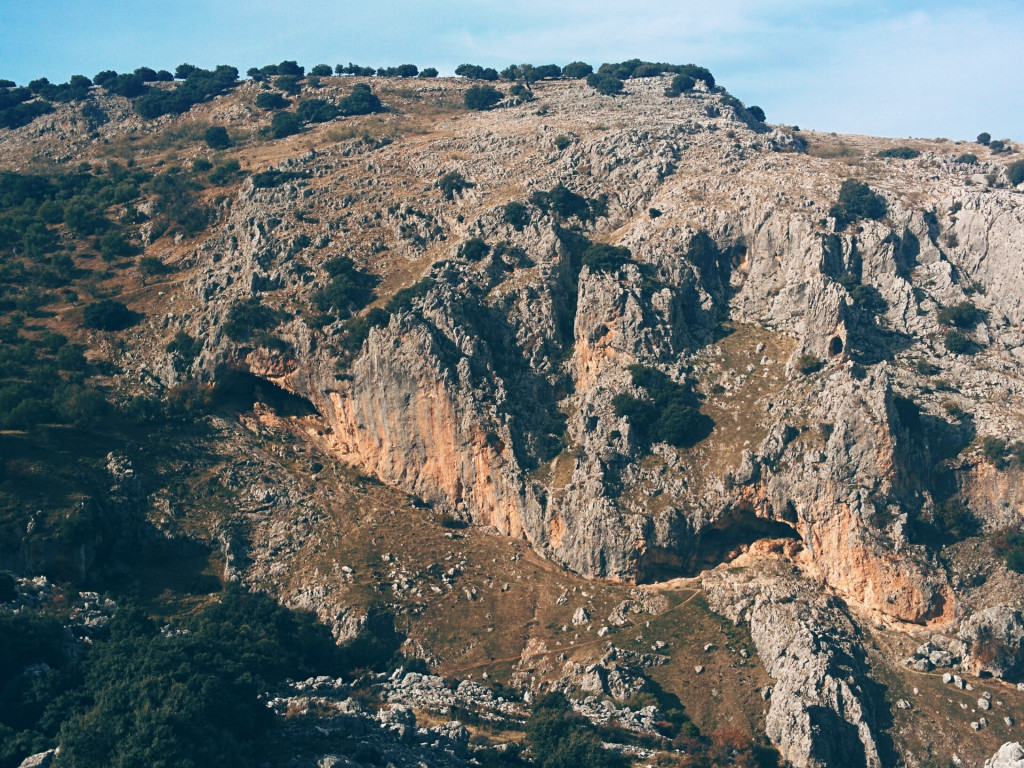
left=2, top=62, right=1024, bottom=768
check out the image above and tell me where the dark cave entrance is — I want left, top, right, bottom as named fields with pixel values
left=639, top=506, right=802, bottom=582
left=211, top=368, right=318, bottom=417
left=829, top=336, right=844, bottom=356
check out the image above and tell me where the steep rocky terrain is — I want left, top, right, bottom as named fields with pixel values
left=3, top=67, right=1024, bottom=767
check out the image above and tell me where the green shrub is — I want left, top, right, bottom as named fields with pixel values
left=944, top=329, right=973, bottom=354
left=459, top=238, right=490, bottom=262
left=296, top=98, right=339, bottom=124
left=418, top=67, right=439, bottom=78
left=309, top=64, right=333, bottom=77
left=993, top=530, right=1024, bottom=573
left=613, top=365, right=711, bottom=449
left=664, top=74, right=696, bottom=97
left=276, top=74, right=302, bottom=95
left=312, top=256, right=379, bottom=319
left=255, top=91, right=289, bottom=110
left=82, top=299, right=140, bottom=331
left=877, top=146, right=920, bottom=159
left=956, top=153, right=978, bottom=165
left=526, top=692, right=626, bottom=768
left=938, top=301, right=982, bottom=328
left=338, top=83, right=382, bottom=115
left=465, top=84, right=503, bottom=110
left=829, top=179, right=887, bottom=230
left=208, top=158, right=242, bottom=186
left=455, top=64, right=498, bottom=81
left=553, top=134, right=571, bottom=150
left=1008, top=160, right=1024, bottom=186
left=582, top=243, right=632, bottom=273
left=203, top=125, right=232, bottom=150
left=251, top=169, right=308, bottom=188
left=562, top=61, right=593, bottom=79
left=796, top=353, right=823, bottom=374
left=503, top=201, right=530, bottom=230
left=222, top=298, right=283, bottom=342
left=585, top=73, right=624, bottom=96
left=271, top=110, right=302, bottom=138
left=931, top=499, right=979, bottom=541
left=849, top=283, right=888, bottom=315
left=537, top=184, right=590, bottom=219
left=977, top=132, right=991, bottom=145
left=437, top=171, right=473, bottom=200
left=55, top=588, right=371, bottom=768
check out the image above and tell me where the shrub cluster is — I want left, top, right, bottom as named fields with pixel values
left=837, top=272, right=888, bottom=315
left=0, top=321, right=108, bottom=430
left=829, top=179, right=887, bottom=230
left=0, top=586, right=412, bottom=768
left=222, top=297, right=285, bottom=343
left=464, top=84, right=503, bottom=110
left=340, top=277, right=435, bottom=355
left=131, top=65, right=240, bottom=119
left=311, top=256, right=380, bottom=320
left=937, top=301, right=982, bottom=328
left=877, top=146, right=920, bottom=159
left=455, top=64, right=500, bottom=81
left=526, top=693, right=626, bottom=768
left=1008, top=160, right=1024, bottom=186
left=437, top=171, right=474, bottom=200
left=527, top=183, right=605, bottom=221
left=582, top=243, right=632, bottom=273
left=612, top=365, right=712, bottom=448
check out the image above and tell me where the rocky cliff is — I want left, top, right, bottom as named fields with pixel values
left=144, top=76, right=1024, bottom=633
left=5, top=68, right=1024, bottom=767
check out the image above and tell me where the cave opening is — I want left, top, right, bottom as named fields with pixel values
left=638, top=506, right=801, bottom=582
left=829, top=336, right=844, bottom=356
left=211, top=368, right=318, bottom=417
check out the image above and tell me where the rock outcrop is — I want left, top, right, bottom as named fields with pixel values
left=960, top=606, right=1024, bottom=680
left=703, top=552, right=888, bottom=768
left=987, top=742, right=1024, bottom=768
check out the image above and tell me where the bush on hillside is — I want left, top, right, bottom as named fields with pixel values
left=465, top=84, right=503, bottom=110
left=82, top=299, right=140, bottom=331
left=829, top=179, right=887, bottom=230
left=877, top=146, right=920, bottom=159
left=586, top=73, right=624, bottom=96
left=562, top=61, right=593, bottom=79
left=203, top=125, right=232, bottom=150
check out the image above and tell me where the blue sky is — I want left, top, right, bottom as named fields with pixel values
left=1, top=1, right=1021, bottom=140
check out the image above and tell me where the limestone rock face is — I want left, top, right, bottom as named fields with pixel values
left=703, top=556, right=885, bottom=768
left=134, top=76, right=1024, bottom=630
left=986, top=742, right=1024, bottom=768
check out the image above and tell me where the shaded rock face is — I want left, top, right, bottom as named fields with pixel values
left=703, top=554, right=889, bottom=768
left=960, top=606, right=1024, bottom=680
left=165, top=76, right=1024, bottom=625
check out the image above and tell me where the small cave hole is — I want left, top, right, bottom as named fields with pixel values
left=829, top=336, right=844, bottom=356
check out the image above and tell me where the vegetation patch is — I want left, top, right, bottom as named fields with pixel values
left=311, top=256, right=380, bottom=320
left=613, top=365, right=713, bottom=449
left=829, top=179, right=887, bottom=230
left=877, top=146, right=920, bottom=159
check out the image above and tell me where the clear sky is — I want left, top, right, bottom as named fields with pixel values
left=1, top=0, right=1021, bottom=141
